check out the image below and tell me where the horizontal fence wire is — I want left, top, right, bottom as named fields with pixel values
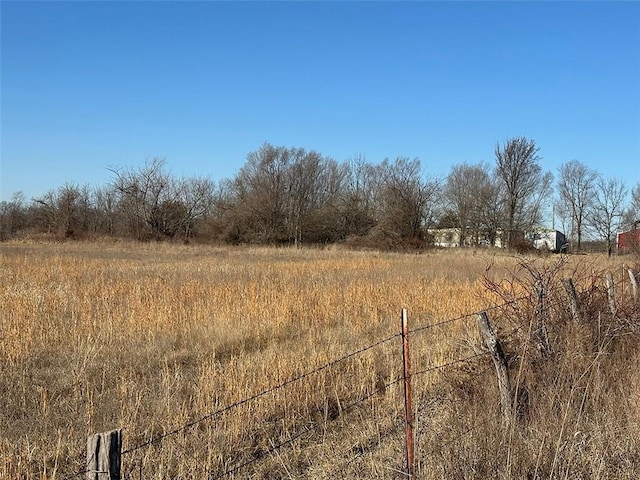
left=208, top=375, right=406, bottom=479
left=328, top=346, right=501, bottom=477
left=328, top=412, right=407, bottom=478
left=408, top=279, right=619, bottom=341
left=413, top=356, right=531, bottom=464
left=411, top=351, right=490, bottom=378
left=414, top=360, right=496, bottom=443
left=211, top=280, right=608, bottom=477
left=328, top=328, right=515, bottom=478
left=407, top=300, right=566, bottom=464
left=63, top=333, right=400, bottom=480
left=410, top=294, right=534, bottom=335
left=415, top=360, right=496, bottom=413
left=63, top=460, right=90, bottom=480
left=207, top=423, right=317, bottom=480
left=120, top=332, right=400, bottom=457
left=435, top=412, right=497, bottom=451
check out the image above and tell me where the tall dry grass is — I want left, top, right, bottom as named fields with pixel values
left=0, top=241, right=638, bottom=478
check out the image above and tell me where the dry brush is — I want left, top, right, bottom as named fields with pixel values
left=0, top=241, right=638, bottom=478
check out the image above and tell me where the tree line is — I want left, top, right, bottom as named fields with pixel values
left=2, top=137, right=639, bottom=253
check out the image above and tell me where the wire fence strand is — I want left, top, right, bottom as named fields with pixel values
left=410, top=294, right=533, bottom=334
left=120, top=332, right=400, bottom=456
left=412, top=351, right=489, bottom=378
left=208, top=375, right=405, bottom=479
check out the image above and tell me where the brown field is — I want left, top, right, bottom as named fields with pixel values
left=1, top=241, right=639, bottom=479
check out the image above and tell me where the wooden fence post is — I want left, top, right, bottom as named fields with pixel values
left=628, top=269, right=638, bottom=301
left=401, top=309, right=415, bottom=478
left=477, top=311, right=513, bottom=427
left=534, top=279, right=551, bottom=355
left=87, top=429, right=122, bottom=480
left=606, top=273, right=617, bottom=316
left=562, top=278, right=581, bottom=324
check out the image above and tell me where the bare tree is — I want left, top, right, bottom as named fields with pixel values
left=305, top=158, right=348, bottom=243
left=340, top=155, right=383, bottom=238
left=109, top=157, right=175, bottom=240
left=230, top=143, right=342, bottom=244
left=0, top=192, right=27, bottom=240
left=622, top=182, right=640, bottom=229
left=444, top=162, right=496, bottom=246
left=286, top=148, right=326, bottom=245
left=177, top=177, right=215, bottom=240
left=374, top=157, right=440, bottom=247
left=234, top=144, right=361, bottom=244
left=92, top=186, right=120, bottom=236
left=109, top=157, right=212, bottom=241
left=477, top=172, right=505, bottom=247
left=588, top=176, right=627, bottom=257
left=240, top=143, right=291, bottom=242
left=33, top=183, right=92, bottom=237
left=203, top=179, right=241, bottom=243
left=495, top=137, right=552, bottom=247
left=553, top=199, right=572, bottom=240
left=557, top=160, right=598, bottom=251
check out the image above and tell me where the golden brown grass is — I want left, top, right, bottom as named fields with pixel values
left=0, top=241, right=638, bottom=479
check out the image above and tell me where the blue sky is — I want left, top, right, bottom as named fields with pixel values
left=1, top=1, right=639, bottom=202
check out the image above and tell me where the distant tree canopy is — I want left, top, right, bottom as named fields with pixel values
left=1, top=139, right=637, bottom=252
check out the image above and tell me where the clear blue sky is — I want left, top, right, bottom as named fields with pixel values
left=1, top=1, right=639, bottom=202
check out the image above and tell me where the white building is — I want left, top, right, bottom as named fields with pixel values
left=428, top=228, right=505, bottom=248
left=527, top=229, right=567, bottom=253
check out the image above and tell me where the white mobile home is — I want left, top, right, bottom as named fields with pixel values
left=528, top=229, right=567, bottom=253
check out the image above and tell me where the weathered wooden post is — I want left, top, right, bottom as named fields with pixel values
left=477, top=311, right=513, bottom=427
left=401, top=309, right=415, bottom=478
left=87, top=429, right=122, bottom=480
left=562, top=278, right=581, bottom=324
left=628, top=269, right=638, bottom=301
left=534, top=279, right=550, bottom=355
left=606, top=273, right=617, bottom=316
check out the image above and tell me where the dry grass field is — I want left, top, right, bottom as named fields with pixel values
left=1, top=240, right=638, bottom=479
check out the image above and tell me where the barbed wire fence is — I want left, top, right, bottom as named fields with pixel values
left=64, top=266, right=638, bottom=479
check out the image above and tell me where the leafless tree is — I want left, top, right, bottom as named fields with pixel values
left=374, top=157, right=440, bottom=246
left=622, top=182, right=640, bottom=229
left=444, top=162, right=496, bottom=246
left=588, top=176, right=627, bottom=257
left=202, top=179, right=240, bottom=243
left=229, top=143, right=343, bottom=244
left=557, top=159, right=598, bottom=251
left=286, top=148, right=326, bottom=245
left=553, top=199, right=572, bottom=240
left=231, top=143, right=293, bottom=243
left=177, top=177, right=215, bottom=240
left=495, top=137, right=552, bottom=247
left=33, top=183, right=92, bottom=237
left=109, top=157, right=213, bottom=241
left=109, top=157, right=176, bottom=240
left=340, top=155, right=383, bottom=238
left=0, top=192, right=27, bottom=240
left=92, top=186, right=120, bottom=236
left=305, top=158, right=348, bottom=243
left=477, top=172, right=505, bottom=247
